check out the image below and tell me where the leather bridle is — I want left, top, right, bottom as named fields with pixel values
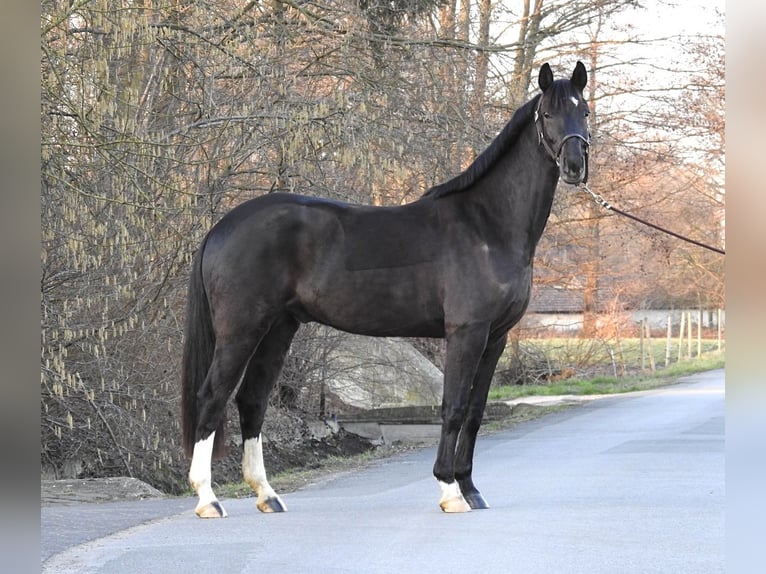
left=534, top=95, right=590, bottom=183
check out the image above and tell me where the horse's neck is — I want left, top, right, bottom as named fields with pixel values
left=466, top=123, right=559, bottom=250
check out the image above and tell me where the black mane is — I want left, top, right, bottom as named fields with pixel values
left=422, top=93, right=542, bottom=199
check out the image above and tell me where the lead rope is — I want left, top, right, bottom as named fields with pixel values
left=580, top=183, right=725, bottom=256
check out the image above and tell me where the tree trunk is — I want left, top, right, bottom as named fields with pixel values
left=472, top=0, right=492, bottom=127
left=509, top=0, right=545, bottom=108
left=581, top=23, right=603, bottom=338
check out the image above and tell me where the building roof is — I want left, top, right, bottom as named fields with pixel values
left=527, top=285, right=584, bottom=313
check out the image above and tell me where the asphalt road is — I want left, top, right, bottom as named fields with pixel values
left=42, top=369, right=724, bottom=573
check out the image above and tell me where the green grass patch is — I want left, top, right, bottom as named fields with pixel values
left=505, top=337, right=723, bottom=372
left=489, top=347, right=724, bottom=402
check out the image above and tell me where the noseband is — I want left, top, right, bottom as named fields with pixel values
left=534, top=97, right=590, bottom=182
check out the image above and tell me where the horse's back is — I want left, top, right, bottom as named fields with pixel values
left=204, top=192, right=441, bottom=276
left=205, top=193, right=343, bottom=246
left=200, top=193, right=446, bottom=336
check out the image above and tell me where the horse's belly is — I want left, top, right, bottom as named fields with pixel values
left=292, top=267, right=445, bottom=338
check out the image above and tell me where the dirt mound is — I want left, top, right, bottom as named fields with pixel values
left=266, top=429, right=375, bottom=472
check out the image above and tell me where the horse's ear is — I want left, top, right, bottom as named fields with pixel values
left=571, top=61, right=587, bottom=93
left=538, top=63, right=553, bottom=92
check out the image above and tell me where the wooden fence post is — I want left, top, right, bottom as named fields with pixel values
left=645, top=319, right=655, bottom=372
left=687, top=311, right=693, bottom=359
left=678, top=312, right=686, bottom=361
left=665, top=315, right=672, bottom=367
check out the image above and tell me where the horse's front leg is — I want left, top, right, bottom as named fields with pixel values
left=454, top=333, right=508, bottom=510
left=433, top=323, right=490, bottom=513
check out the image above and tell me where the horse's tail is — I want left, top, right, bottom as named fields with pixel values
left=181, top=234, right=226, bottom=459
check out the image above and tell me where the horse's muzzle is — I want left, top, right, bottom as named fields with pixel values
left=559, top=135, right=589, bottom=184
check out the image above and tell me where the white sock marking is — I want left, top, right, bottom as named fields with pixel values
left=243, top=435, right=284, bottom=509
left=437, top=479, right=471, bottom=512
left=438, top=480, right=462, bottom=502
left=189, top=433, right=218, bottom=509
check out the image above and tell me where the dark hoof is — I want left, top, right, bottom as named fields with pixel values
left=463, top=491, right=490, bottom=510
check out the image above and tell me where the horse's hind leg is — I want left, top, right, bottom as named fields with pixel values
left=189, top=335, right=262, bottom=518
left=454, top=333, right=507, bottom=510
left=236, top=315, right=299, bottom=513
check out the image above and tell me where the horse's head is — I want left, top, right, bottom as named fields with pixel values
left=535, top=61, right=591, bottom=185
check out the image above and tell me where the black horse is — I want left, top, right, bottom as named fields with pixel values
left=181, top=62, right=590, bottom=517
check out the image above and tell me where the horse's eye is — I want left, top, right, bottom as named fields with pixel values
left=543, top=112, right=552, bottom=119
left=584, top=110, right=590, bottom=117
